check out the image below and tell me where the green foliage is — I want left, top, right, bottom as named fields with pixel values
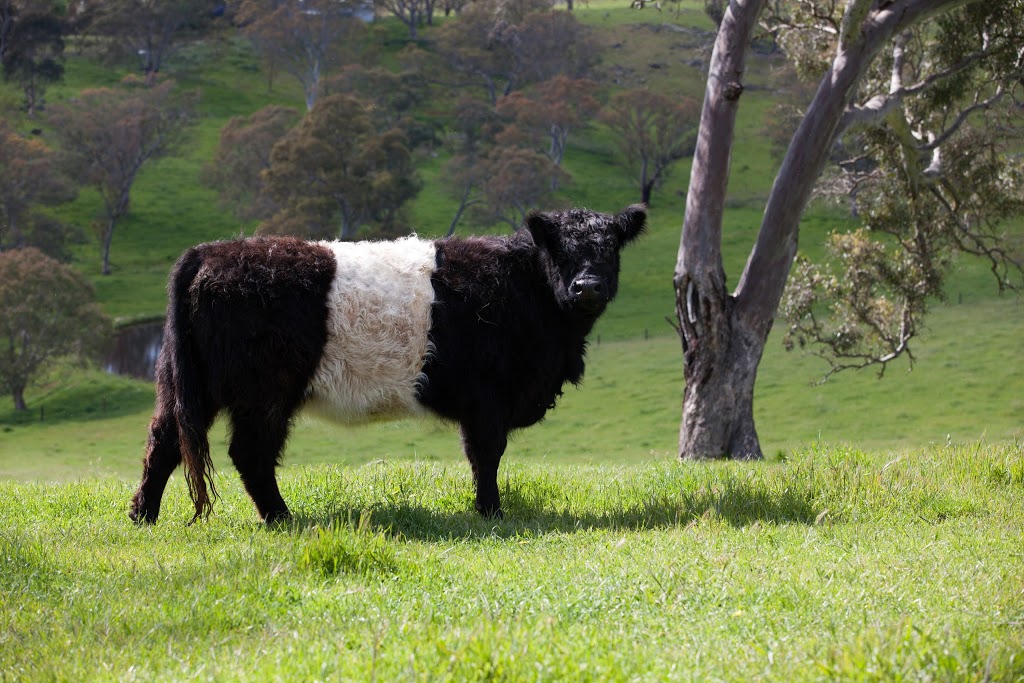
left=261, top=93, right=421, bottom=239
left=45, top=79, right=199, bottom=275
left=236, top=0, right=369, bottom=111
left=0, top=247, right=111, bottom=411
left=0, top=119, right=77, bottom=257
left=599, top=86, right=699, bottom=205
left=201, top=104, right=299, bottom=222
left=417, top=0, right=600, bottom=106
left=75, top=0, right=217, bottom=76
left=0, top=0, right=65, bottom=115
left=775, top=1, right=1024, bottom=379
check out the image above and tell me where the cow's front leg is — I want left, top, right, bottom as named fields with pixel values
left=460, top=423, right=508, bottom=518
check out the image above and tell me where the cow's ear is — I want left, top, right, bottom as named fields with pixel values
left=616, top=204, right=647, bottom=244
left=524, top=211, right=556, bottom=250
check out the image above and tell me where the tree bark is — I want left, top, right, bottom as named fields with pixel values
left=674, top=0, right=766, bottom=460
left=101, top=217, right=116, bottom=276
left=673, top=0, right=971, bottom=460
left=12, top=385, right=27, bottom=412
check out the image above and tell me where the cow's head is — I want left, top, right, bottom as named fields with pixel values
left=524, top=204, right=646, bottom=319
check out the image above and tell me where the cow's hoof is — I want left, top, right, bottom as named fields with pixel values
left=129, top=507, right=157, bottom=525
left=263, top=509, right=292, bottom=526
left=476, top=504, right=504, bottom=520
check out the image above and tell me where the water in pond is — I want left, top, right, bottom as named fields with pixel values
left=105, top=320, right=164, bottom=381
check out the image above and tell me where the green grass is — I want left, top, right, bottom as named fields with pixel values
left=1, top=443, right=1022, bottom=680
left=1, top=8, right=1022, bottom=679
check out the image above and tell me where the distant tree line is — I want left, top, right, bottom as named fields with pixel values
left=3, top=0, right=702, bottom=256
left=206, top=0, right=700, bottom=240
left=0, top=0, right=702, bottom=410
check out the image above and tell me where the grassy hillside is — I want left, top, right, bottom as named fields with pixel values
left=2, top=292, right=1020, bottom=482
left=0, top=1, right=1021, bottom=478
left=2, top=443, right=1022, bottom=680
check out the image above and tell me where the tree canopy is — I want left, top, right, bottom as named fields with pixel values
left=71, top=0, right=217, bottom=78
left=260, top=93, right=421, bottom=240
left=0, top=247, right=111, bottom=411
left=673, top=0, right=1024, bottom=460
left=237, top=0, right=368, bottom=111
left=601, top=88, right=699, bottom=206
left=0, top=0, right=65, bottom=115
left=47, top=79, right=198, bottom=275
left=0, top=120, right=76, bottom=257
left=203, top=105, right=299, bottom=222
left=409, top=0, right=600, bottom=105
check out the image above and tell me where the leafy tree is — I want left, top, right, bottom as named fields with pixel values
left=440, top=96, right=505, bottom=236
left=202, top=104, right=298, bottom=222
left=0, top=0, right=65, bottom=115
left=47, top=80, right=197, bottom=275
left=0, top=121, right=76, bottom=256
left=72, top=0, right=217, bottom=79
left=600, top=87, right=699, bottom=205
left=496, top=75, right=600, bottom=170
left=374, top=0, right=434, bottom=40
left=474, top=144, right=568, bottom=228
left=672, top=0, right=1024, bottom=461
left=439, top=94, right=567, bottom=233
left=516, top=9, right=600, bottom=84
left=320, top=64, right=438, bottom=149
left=261, top=93, right=421, bottom=240
left=237, top=0, right=368, bottom=111
left=410, top=0, right=599, bottom=105
left=0, top=247, right=111, bottom=411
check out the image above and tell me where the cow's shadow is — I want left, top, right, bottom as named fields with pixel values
left=287, top=478, right=821, bottom=541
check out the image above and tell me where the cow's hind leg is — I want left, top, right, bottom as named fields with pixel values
left=130, top=400, right=219, bottom=524
left=460, top=422, right=508, bottom=519
left=227, top=408, right=293, bottom=524
left=129, top=409, right=181, bottom=524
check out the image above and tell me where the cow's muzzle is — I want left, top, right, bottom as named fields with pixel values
left=570, top=276, right=606, bottom=313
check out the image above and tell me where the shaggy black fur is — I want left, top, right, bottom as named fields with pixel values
left=129, top=237, right=337, bottom=524
left=419, top=205, right=647, bottom=517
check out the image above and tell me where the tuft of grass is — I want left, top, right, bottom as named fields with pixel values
left=298, top=512, right=402, bottom=579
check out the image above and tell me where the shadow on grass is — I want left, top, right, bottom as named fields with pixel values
left=287, top=477, right=821, bottom=541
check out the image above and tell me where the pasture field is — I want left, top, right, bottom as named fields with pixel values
left=1, top=3, right=1022, bottom=680
left=1, top=442, right=1023, bottom=681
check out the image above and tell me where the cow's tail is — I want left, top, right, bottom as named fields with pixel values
left=165, top=248, right=217, bottom=523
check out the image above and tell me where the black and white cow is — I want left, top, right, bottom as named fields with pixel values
left=129, top=205, right=646, bottom=524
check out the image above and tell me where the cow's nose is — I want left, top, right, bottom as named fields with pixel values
left=571, top=278, right=603, bottom=300
left=569, top=278, right=598, bottom=296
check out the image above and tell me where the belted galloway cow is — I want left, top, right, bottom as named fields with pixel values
left=129, top=205, right=646, bottom=524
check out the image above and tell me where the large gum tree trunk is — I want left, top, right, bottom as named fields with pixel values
left=674, top=0, right=768, bottom=460
left=674, top=0, right=933, bottom=460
